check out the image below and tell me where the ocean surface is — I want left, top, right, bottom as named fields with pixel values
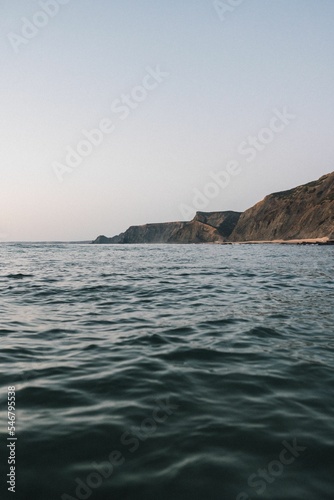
left=0, top=243, right=333, bottom=500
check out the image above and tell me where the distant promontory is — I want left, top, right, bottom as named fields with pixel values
left=93, top=172, right=334, bottom=244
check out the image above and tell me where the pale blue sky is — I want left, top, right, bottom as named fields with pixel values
left=1, top=0, right=334, bottom=240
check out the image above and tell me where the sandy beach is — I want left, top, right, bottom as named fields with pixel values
left=221, top=237, right=334, bottom=245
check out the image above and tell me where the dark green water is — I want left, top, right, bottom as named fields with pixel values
left=0, top=243, right=333, bottom=500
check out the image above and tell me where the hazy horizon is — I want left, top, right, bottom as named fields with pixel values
left=1, top=0, right=334, bottom=241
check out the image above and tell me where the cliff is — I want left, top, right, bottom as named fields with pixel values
left=230, top=172, right=334, bottom=241
left=93, top=172, right=334, bottom=244
left=93, top=211, right=241, bottom=244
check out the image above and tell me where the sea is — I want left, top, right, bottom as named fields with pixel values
left=0, top=243, right=333, bottom=500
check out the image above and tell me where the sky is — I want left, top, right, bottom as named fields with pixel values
left=1, top=0, right=334, bottom=241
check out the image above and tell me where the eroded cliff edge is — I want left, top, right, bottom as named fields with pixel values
left=230, top=171, right=334, bottom=241
left=93, top=211, right=241, bottom=244
left=93, top=172, right=334, bottom=244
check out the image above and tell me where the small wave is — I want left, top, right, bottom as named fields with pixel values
left=246, top=326, right=283, bottom=338
left=5, top=273, right=34, bottom=279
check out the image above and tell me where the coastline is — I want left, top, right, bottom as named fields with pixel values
left=220, top=238, right=334, bottom=245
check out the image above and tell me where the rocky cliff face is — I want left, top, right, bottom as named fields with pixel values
left=93, top=172, right=334, bottom=244
left=93, top=211, right=241, bottom=244
left=193, top=211, right=242, bottom=238
left=230, top=172, right=334, bottom=241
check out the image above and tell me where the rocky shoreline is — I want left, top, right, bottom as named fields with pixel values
left=93, top=171, right=334, bottom=244
left=221, top=239, right=334, bottom=245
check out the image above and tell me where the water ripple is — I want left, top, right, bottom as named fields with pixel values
left=0, top=243, right=333, bottom=499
